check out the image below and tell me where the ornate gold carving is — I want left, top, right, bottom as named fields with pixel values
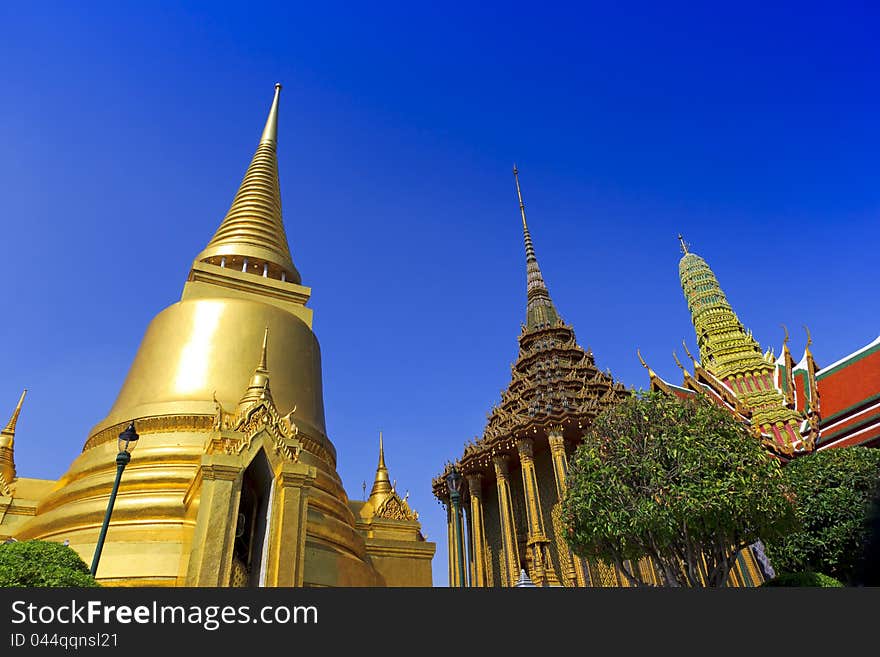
left=376, top=495, right=417, bottom=521
left=84, top=414, right=215, bottom=451
left=551, top=502, right=573, bottom=587
left=210, top=394, right=302, bottom=463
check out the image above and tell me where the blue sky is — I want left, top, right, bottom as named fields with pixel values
left=0, top=2, right=877, bottom=587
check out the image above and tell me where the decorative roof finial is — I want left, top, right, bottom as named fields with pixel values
left=678, top=233, right=689, bottom=254
left=781, top=324, right=790, bottom=347
left=681, top=339, right=697, bottom=363
left=803, top=325, right=813, bottom=349
left=636, top=349, right=655, bottom=377
left=672, top=350, right=686, bottom=372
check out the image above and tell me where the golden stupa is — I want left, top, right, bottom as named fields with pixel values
left=2, top=84, right=435, bottom=586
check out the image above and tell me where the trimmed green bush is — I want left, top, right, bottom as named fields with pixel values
left=0, top=540, right=100, bottom=587
left=760, top=572, right=843, bottom=587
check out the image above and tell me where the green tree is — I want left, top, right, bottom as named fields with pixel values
left=763, top=446, right=880, bottom=584
left=0, top=539, right=100, bottom=587
left=561, top=391, right=797, bottom=587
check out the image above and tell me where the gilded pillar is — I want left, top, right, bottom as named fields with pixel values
left=184, top=457, right=242, bottom=586
left=466, top=473, right=488, bottom=587
left=262, top=462, right=316, bottom=586
left=516, top=436, right=559, bottom=586
left=493, top=454, right=520, bottom=587
left=548, top=431, right=586, bottom=586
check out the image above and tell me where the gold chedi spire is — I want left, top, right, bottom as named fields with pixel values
left=368, top=431, right=393, bottom=506
left=513, top=165, right=559, bottom=330
left=1, top=389, right=26, bottom=442
left=0, top=389, right=26, bottom=486
left=194, top=83, right=301, bottom=284
left=237, top=327, right=273, bottom=411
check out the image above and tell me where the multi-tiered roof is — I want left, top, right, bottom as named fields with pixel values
left=433, top=168, right=627, bottom=495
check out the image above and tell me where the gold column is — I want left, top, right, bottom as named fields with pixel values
left=492, top=454, right=520, bottom=587
left=466, top=473, right=488, bottom=587
left=262, top=462, right=316, bottom=586
left=516, top=437, right=559, bottom=586
left=548, top=431, right=586, bottom=586
left=183, top=457, right=242, bottom=586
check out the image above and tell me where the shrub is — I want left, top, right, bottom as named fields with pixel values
left=763, top=446, right=880, bottom=584
left=760, top=572, right=843, bottom=587
left=0, top=540, right=100, bottom=587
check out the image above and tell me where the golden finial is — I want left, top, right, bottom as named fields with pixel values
left=2, top=389, right=27, bottom=436
left=803, top=325, right=813, bottom=349
left=378, top=430, right=386, bottom=468
left=678, top=234, right=689, bottom=254
left=259, top=326, right=269, bottom=372
left=672, top=350, right=685, bottom=372
left=260, top=83, right=282, bottom=144
left=781, top=324, right=790, bottom=347
left=681, top=339, right=696, bottom=363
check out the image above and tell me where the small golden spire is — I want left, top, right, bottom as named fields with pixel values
left=2, top=389, right=26, bottom=437
left=781, top=324, right=790, bottom=347
left=368, top=430, right=393, bottom=506
left=259, top=326, right=269, bottom=372
left=237, top=329, right=272, bottom=410
left=678, top=234, right=689, bottom=254
left=803, top=325, right=813, bottom=349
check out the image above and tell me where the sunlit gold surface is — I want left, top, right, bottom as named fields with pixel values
left=8, top=85, right=433, bottom=587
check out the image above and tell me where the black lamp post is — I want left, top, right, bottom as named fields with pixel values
left=90, top=421, right=139, bottom=577
left=446, top=464, right=466, bottom=587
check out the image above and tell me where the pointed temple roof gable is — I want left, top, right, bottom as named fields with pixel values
left=194, top=83, right=302, bottom=284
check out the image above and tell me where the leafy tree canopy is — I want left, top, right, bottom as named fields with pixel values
left=561, top=391, right=797, bottom=587
left=0, top=539, right=100, bottom=587
left=763, top=446, right=880, bottom=584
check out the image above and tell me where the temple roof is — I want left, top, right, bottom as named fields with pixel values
left=193, top=84, right=301, bottom=284
left=433, top=170, right=628, bottom=496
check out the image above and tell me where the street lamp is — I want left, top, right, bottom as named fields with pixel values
left=446, top=464, right=466, bottom=587
left=90, top=421, right=139, bottom=577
